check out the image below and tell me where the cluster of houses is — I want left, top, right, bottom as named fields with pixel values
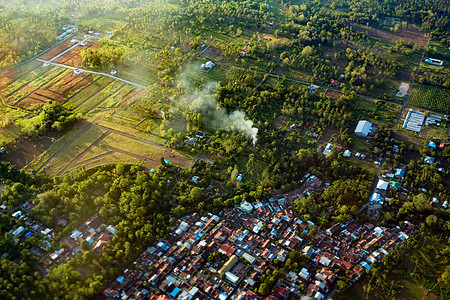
left=100, top=177, right=420, bottom=300
left=100, top=175, right=328, bottom=300
left=320, top=143, right=366, bottom=160
left=424, top=138, right=448, bottom=167
left=371, top=167, right=407, bottom=206
left=303, top=220, right=421, bottom=299
left=57, top=24, right=75, bottom=40
left=41, top=214, right=116, bottom=275
left=2, top=202, right=57, bottom=260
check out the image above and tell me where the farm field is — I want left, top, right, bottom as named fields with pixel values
left=408, top=84, right=450, bottom=113
left=350, top=23, right=429, bottom=47
left=40, top=125, right=107, bottom=174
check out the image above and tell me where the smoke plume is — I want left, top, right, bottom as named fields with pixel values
left=176, top=78, right=258, bottom=145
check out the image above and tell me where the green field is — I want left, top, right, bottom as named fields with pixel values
left=43, top=126, right=106, bottom=174
left=99, top=132, right=166, bottom=161
left=408, top=84, right=450, bottom=113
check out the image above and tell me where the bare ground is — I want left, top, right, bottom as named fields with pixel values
left=350, top=23, right=429, bottom=47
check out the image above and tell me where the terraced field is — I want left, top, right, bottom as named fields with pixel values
left=1, top=38, right=195, bottom=175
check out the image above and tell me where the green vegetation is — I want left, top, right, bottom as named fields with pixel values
left=408, top=84, right=450, bottom=113
left=0, top=0, right=448, bottom=298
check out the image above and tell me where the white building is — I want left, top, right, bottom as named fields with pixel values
left=376, top=179, right=389, bottom=190
left=323, top=143, right=333, bottom=155
left=403, top=109, right=425, bottom=132
left=240, top=201, right=254, bottom=213
left=354, top=120, right=373, bottom=138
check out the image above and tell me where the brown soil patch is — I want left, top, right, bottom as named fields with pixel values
left=273, top=115, right=290, bottom=128
left=6, top=68, right=94, bottom=109
left=39, top=42, right=73, bottom=61
left=53, top=42, right=101, bottom=68
left=400, top=71, right=413, bottom=82
left=324, top=89, right=343, bottom=100
left=200, top=47, right=223, bottom=59
left=351, top=23, right=429, bottom=47
left=1, top=132, right=61, bottom=169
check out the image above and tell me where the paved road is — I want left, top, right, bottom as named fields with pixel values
left=36, top=59, right=147, bottom=89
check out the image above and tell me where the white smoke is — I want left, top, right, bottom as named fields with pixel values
left=177, top=80, right=258, bottom=145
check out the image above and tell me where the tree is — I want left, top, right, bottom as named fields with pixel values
left=81, top=240, right=90, bottom=251
left=412, top=194, right=427, bottom=211
left=190, top=187, right=204, bottom=201
left=337, top=280, right=348, bottom=290
left=258, top=282, right=270, bottom=296
left=83, top=250, right=95, bottom=264
left=426, top=215, right=438, bottom=227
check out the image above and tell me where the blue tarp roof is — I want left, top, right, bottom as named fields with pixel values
left=428, top=141, right=436, bottom=148
left=149, top=168, right=155, bottom=172
left=117, top=276, right=124, bottom=283
left=160, top=243, right=169, bottom=250
left=164, top=159, right=171, bottom=164
left=24, top=232, right=33, bottom=239
left=361, top=261, right=372, bottom=270
left=395, top=168, right=405, bottom=176
left=170, top=287, right=180, bottom=297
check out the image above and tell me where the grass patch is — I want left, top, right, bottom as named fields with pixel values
left=66, top=77, right=114, bottom=108
left=25, top=121, right=93, bottom=171
left=0, top=123, right=23, bottom=143
left=43, top=126, right=106, bottom=174
left=106, top=108, right=144, bottom=127
left=76, top=146, right=112, bottom=164
left=71, top=151, right=151, bottom=172
left=351, top=136, right=370, bottom=153
left=99, top=133, right=165, bottom=161
left=351, top=96, right=400, bottom=126
left=98, top=85, right=135, bottom=108
left=96, top=119, right=166, bottom=144
left=77, top=81, right=124, bottom=114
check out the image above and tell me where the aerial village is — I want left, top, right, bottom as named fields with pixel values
left=2, top=114, right=445, bottom=299
left=96, top=174, right=421, bottom=300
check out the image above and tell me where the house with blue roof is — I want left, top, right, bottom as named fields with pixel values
left=361, top=261, right=372, bottom=270
left=170, top=287, right=181, bottom=298
left=395, top=168, right=406, bottom=178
